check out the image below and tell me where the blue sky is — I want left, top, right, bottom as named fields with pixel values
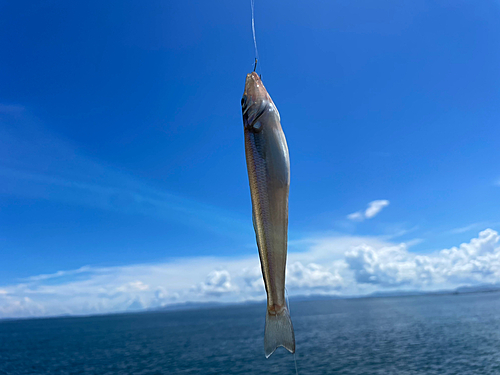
left=1, top=0, right=500, bottom=318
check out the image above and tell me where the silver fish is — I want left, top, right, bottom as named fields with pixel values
left=242, top=72, right=295, bottom=357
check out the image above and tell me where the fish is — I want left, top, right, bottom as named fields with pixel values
left=241, top=72, right=295, bottom=358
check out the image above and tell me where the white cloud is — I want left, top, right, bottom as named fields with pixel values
left=347, top=200, right=390, bottom=221
left=448, top=223, right=483, bottom=234
left=0, top=296, right=45, bottom=318
left=346, top=243, right=425, bottom=287
left=347, top=212, right=364, bottom=222
left=241, top=266, right=265, bottom=295
left=1, top=229, right=500, bottom=319
left=287, top=262, right=343, bottom=291
left=116, top=281, right=150, bottom=292
left=0, top=235, right=383, bottom=318
left=345, top=229, right=500, bottom=289
left=194, top=270, right=237, bottom=297
left=365, top=200, right=390, bottom=218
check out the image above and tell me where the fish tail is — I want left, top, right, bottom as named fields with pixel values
left=264, top=305, right=295, bottom=358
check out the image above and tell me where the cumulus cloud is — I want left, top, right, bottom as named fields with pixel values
left=345, top=229, right=500, bottom=289
left=194, top=270, right=237, bottom=297
left=0, top=295, right=45, bottom=318
left=346, top=244, right=424, bottom=287
left=348, top=200, right=390, bottom=221
left=241, top=266, right=265, bottom=295
left=1, top=229, right=500, bottom=319
left=287, top=262, right=343, bottom=291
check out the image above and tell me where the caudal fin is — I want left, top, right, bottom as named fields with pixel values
left=264, top=306, right=295, bottom=358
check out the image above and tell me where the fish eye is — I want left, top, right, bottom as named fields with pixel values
left=253, top=122, right=262, bottom=131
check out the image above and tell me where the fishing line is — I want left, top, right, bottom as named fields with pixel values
left=250, top=0, right=259, bottom=72
left=285, top=287, right=299, bottom=375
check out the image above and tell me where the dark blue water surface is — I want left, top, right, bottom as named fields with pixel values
left=2, top=292, right=500, bottom=374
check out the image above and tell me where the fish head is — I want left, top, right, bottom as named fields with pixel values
left=242, top=72, right=274, bottom=132
left=243, top=72, right=268, bottom=102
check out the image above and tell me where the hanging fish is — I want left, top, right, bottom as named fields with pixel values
left=242, top=71, right=295, bottom=357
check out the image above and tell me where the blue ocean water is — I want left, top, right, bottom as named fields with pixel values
left=1, top=292, right=500, bottom=374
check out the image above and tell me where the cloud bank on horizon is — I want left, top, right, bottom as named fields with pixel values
left=1, top=228, right=499, bottom=319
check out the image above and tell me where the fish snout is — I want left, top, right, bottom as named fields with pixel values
left=244, top=72, right=264, bottom=100
left=246, top=71, right=260, bottom=83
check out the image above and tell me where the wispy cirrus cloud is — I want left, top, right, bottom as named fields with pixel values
left=347, top=211, right=365, bottom=222
left=448, top=223, right=485, bottom=235
left=2, top=229, right=500, bottom=319
left=0, top=105, right=247, bottom=237
left=347, top=200, right=390, bottom=222
left=0, top=104, right=25, bottom=114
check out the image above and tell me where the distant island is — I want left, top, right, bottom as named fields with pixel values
left=151, top=283, right=500, bottom=313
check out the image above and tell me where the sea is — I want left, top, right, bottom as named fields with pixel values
left=1, top=292, right=500, bottom=374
